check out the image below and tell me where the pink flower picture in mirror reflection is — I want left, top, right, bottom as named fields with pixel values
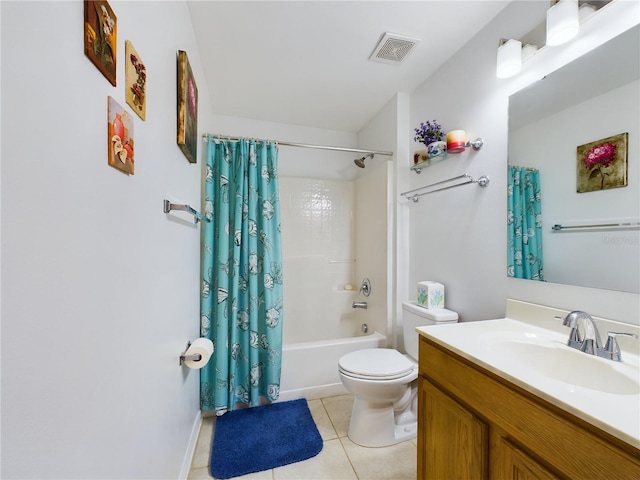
left=576, top=132, right=628, bottom=193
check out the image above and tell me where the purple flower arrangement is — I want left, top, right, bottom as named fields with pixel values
left=413, top=120, right=444, bottom=147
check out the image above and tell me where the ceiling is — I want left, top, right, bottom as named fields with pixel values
left=187, top=1, right=512, bottom=134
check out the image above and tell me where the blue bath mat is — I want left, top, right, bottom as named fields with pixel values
left=210, top=398, right=323, bottom=479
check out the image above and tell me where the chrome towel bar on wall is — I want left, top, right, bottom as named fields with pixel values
left=400, top=174, right=490, bottom=203
left=163, top=199, right=210, bottom=223
left=551, top=221, right=640, bottom=232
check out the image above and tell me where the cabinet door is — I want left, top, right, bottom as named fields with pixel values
left=418, top=377, right=488, bottom=479
left=495, top=436, right=560, bottom=480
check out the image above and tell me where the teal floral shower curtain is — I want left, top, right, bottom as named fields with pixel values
left=200, top=138, right=283, bottom=415
left=507, top=166, right=543, bottom=281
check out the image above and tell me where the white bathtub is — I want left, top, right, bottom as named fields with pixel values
left=278, top=331, right=387, bottom=402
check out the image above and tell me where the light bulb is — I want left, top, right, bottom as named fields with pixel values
left=496, top=39, right=522, bottom=79
left=547, top=0, right=579, bottom=46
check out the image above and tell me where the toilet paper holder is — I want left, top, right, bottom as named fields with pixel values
left=179, top=341, right=202, bottom=366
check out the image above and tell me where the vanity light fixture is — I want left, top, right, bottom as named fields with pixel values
left=496, top=39, right=538, bottom=79
left=546, top=0, right=580, bottom=46
left=496, top=39, right=522, bottom=78
left=579, top=3, right=597, bottom=21
left=522, top=43, right=538, bottom=62
left=496, top=0, right=595, bottom=79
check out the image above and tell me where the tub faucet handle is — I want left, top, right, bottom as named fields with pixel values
left=359, top=278, right=371, bottom=297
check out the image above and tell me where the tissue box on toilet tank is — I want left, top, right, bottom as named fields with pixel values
left=417, top=281, right=445, bottom=309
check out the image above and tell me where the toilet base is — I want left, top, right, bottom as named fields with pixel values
left=347, top=397, right=417, bottom=447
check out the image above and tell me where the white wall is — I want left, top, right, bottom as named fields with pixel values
left=1, top=2, right=213, bottom=478
left=405, top=2, right=537, bottom=323
left=510, top=80, right=639, bottom=292
left=406, top=1, right=639, bottom=325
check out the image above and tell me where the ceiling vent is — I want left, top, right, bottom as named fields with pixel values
left=369, top=32, right=420, bottom=65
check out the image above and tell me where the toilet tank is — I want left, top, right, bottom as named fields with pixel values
left=402, top=301, right=458, bottom=360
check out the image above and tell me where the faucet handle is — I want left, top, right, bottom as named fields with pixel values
left=601, top=332, right=639, bottom=362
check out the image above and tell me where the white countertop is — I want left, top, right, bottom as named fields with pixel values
left=417, top=311, right=640, bottom=449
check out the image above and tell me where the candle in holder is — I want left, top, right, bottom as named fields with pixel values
left=446, top=130, right=467, bottom=153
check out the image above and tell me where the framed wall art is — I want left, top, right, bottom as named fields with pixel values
left=177, top=50, right=198, bottom=164
left=577, top=132, right=628, bottom=193
left=108, top=96, right=134, bottom=175
left=125, top=41, right=146, bottom=120
left=84, top=0, right=117, bottom=86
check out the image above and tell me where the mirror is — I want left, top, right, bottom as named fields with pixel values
left=508, top=25, right=639, bottom=293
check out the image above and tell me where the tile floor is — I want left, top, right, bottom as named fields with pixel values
left=188, top=394, right=417, bottom=480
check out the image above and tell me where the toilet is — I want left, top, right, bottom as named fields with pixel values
left=338, top=301, right=458, bottom=447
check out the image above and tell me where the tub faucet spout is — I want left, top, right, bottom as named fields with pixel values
left=352, top=301, right=368, bottom=309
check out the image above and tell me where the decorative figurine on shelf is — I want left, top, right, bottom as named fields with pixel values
left=414, top=119, right=447, bottom=159
left=413, top=150, right=428, bottom=165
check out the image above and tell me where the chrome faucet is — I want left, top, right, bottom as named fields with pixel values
left=352, top=301, right=368, bottom=309
left=561, top=310, right=602, bottom=354
left=558, top=310, right=638, bottom=362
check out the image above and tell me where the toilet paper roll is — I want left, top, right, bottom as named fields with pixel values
left=183, top=338, right=214, bottom=369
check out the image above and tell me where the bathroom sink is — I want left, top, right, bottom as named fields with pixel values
left=486, top=338, right=640, bottom=395
left=416, top=304, right=640, bottom=449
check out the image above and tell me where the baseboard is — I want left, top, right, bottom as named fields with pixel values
left=278, top=382, right=348, bottom=402
left=178, top=410, right=203, bottom=480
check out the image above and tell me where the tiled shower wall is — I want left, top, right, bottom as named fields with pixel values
left=280, top=177, right=361, bottom=343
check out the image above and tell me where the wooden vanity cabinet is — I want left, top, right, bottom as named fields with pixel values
left=417, top=336, right=640, bottom=480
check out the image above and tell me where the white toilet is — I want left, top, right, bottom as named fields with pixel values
left=338, top=301, right=458, bottom=447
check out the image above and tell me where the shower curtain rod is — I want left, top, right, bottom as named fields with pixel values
left=202, top=133, right=393, bottom=157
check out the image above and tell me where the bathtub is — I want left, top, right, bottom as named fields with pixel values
left=278, top=331, right=387, bottom=402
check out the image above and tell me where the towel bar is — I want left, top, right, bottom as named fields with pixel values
left=163, top=199, right=210, bottom=224
left=400, top=174, right=489, bottom=203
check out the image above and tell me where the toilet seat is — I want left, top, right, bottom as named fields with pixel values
left=338, top=348, right=415, bottom=380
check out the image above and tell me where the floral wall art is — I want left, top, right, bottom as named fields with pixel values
left=177, top=50, right=198, bottom=164
left=108, top=96, right=134, bottom=175
left=125, top=41, right=146, bottom=120
left=84, top=0, right=117, bottom=86
left=577, top=132, right=628, bottom=193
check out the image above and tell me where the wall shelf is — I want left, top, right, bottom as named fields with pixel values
left=411, top=138, right=484, bottom=174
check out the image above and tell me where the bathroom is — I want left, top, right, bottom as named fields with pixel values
left=1, top=1, right=638, bottom=479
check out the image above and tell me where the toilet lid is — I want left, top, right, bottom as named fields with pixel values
left=339, top=348, right=414, bottom=380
